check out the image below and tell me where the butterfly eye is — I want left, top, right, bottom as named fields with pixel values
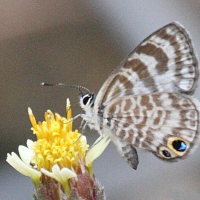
left=82, top=93, right=95, bottom=106
left=83, top=95, right=90, bottom=105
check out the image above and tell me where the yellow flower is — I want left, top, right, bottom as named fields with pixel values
left=6, top=99, right=110, bottom=195
left=29, top=99, right=88, bottom=172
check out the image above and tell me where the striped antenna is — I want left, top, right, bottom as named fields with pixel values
left=40, top=82, right=91, bottom=94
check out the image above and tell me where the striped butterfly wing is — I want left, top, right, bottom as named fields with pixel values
left=94, top=22, right=199, bottom=110
left=94, top=22, right=200, bottom=169
left=104, top=92, right=200, bottom=161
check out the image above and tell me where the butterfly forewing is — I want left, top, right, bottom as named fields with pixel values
left=94, top=22, right=199, bottom=110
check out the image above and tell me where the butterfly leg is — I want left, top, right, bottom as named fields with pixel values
left=66, top=114, right=81, bottom=123
left=67, top=114, right=88, bottom=135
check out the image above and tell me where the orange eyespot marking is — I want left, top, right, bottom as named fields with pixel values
left=167, top=137, right=188, bottom=156
left=162, top=150, right=171, bottom=158
left=159, top=146, right=176, bottom=159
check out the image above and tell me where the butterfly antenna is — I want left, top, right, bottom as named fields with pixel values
left=41, top=82, right=90, bottom=94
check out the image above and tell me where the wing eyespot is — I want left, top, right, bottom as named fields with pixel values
left=158, top=137, right=189, bottom=159
left=167, top=137, right=188, bottom=156
left=172, top=140, right=187, bottom=152
left=162, top=150, right=171, bottom=158
left=159, top=146, right=174, bottom=159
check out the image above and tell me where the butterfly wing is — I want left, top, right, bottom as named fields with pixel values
left=110, top=136, right=139, bottom=170
left=93, top=22, right=199, bottom=168
left=94, top=22, right=199, bottom=110
left=104, top=92, right=200, bottom=163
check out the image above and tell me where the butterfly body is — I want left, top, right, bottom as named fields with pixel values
left=79, top=22, right=200, bottom=169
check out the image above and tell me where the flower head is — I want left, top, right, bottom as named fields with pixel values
left=28, top=99, right=88, bottom=172
left=6, top=99, right=110, bottom=199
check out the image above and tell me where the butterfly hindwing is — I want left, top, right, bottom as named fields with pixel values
left=111, top=135, right=139, bottom=170
left=103, top=92, right=200, bottom=161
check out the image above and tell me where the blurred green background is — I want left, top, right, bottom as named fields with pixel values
left=1, top=1, right=200, bottom=199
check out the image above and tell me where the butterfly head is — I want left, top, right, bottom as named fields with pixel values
left=40, top=82, right=96, bottom=114
left=79, top=92, right=95, bottom=113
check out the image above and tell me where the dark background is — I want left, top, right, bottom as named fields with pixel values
left=1, top=1, right=200, bottom=199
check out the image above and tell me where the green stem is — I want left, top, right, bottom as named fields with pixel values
left=87, top=163, right=94, bottom=177
left=61, top=180, right=71, bottom=195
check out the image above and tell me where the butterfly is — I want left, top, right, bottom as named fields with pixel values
left=77, top=22, right=200, bottom=170
left=43, top=22, right=200, bottom=170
